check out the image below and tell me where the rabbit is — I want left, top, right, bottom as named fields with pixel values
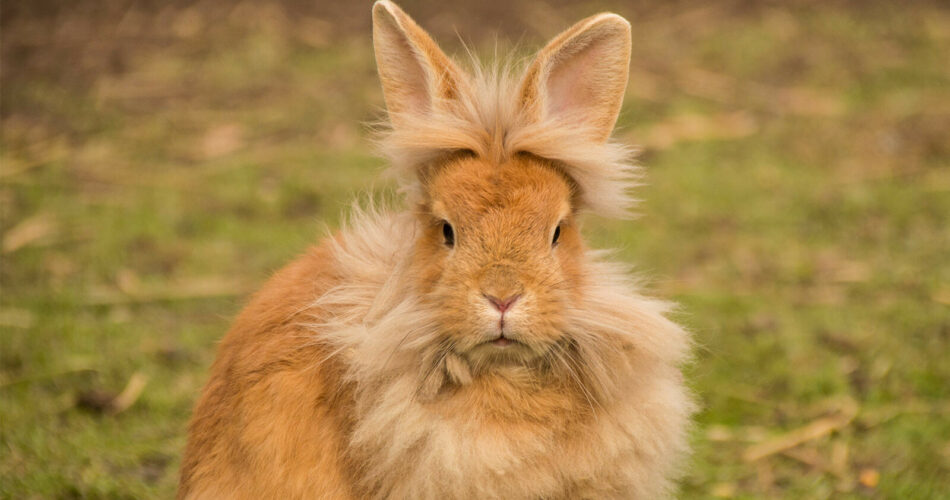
left=178, top=1, right=694, bottom=499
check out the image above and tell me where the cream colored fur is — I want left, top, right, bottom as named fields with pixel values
left=375, top=5, right=639, bottom=218
left=310, top=207, right=693, bottom=499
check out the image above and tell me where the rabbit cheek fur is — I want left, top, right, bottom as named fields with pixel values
left=179, top=1, right=694, bottom=499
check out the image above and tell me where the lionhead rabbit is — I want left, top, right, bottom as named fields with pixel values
left=179, top=1, right=694, bottom=498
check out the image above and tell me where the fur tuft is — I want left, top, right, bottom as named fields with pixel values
left=376, top=60, right=641, bottom=218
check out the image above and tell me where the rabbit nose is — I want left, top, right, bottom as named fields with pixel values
left=484, top=293, right=521, bottom=313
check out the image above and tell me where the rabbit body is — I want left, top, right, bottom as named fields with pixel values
left=179, top=2, right=693, bottom=499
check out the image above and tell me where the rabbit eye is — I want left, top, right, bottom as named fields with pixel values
left=442, top=221, right=455, bottom=247
left=552, top=225, right=561, bottom=246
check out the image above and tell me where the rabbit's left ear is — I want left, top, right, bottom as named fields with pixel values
left=372, top=1, right=469, bottom=127
left=519, top=13, right=631, bottom=143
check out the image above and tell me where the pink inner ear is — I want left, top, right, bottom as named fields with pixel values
left=397, top=47, right=433, bottom=114
left=544, top=41, right=606, bottom=122
left=375, top=21, right=433, bottom=114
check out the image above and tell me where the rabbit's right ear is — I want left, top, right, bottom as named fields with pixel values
left=372, top=1, right=469, bottom=126
left=519, top=13, right=631, bottom=143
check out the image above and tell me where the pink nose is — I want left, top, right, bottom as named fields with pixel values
left=484, top=294, right=520, bottom=313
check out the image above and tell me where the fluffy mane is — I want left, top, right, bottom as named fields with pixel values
left=303, top=206, right=694, bottom=498
left=376, top=61, right=641, bottom=219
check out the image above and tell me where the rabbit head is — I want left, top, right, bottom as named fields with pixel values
left=372, top=1, right=637, bottom=372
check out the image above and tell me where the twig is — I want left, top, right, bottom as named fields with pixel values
left=109, top=372, right=149, bottom=415
left=781, top=447, right=849, bottom=479
left=83, top=278, right=254, bottom=306
left=2, top=213, right=58, bottom=254
left=743, top=401, right=858, bottom=462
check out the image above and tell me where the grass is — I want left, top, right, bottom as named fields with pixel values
left=2, top=1, right=948, bottom=498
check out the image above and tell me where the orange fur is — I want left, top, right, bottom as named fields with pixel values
left=179, top=2, right=693, bottom=498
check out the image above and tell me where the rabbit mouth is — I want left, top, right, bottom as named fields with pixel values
left=490, top=335, right=515, bottom=347
left=472, top=332, right=525, bottom=352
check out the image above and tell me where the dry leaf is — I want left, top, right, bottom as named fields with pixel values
left=755, top=461, right=775, bottom=491
left=933, top=288, right=950, bottom=306
left=783, top=446, right=828, bottom=470
left=0, top=308, right=36, bottom=329
left=706, top=424, right=734, bottom=442
left=830, top=441, right=849, bottom=478
left=816, top=251, right=871, bottom=284
left=116, top=268, right=143, bottom=294
left=171, top=8, right=204, bottom=38
left=743, top=399, right=858, bottom=462
left=200, top=124, right=245, bottom=159
left=296, top=17, right=332, bottom=48
left=776, top=87, right=845, bottom=116
left=711, top=482, right=736, bottom=498
left=859, top=468, right=880, bottom=488
left=2, top=212, right=57, bottom=253
left=76, top=372, right=149, bottom=415
left=111, top=372, right=149, bottom=414
left=637, top=112, right=757, bottom=150
left=85, top=276, right=254, bottom=306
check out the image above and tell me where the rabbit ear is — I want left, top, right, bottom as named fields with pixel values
left=519, top=13, right=631, bottom=142
left=372, top=1, right=469, bottom=125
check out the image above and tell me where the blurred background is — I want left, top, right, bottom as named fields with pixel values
left=2, top=0, right=948, bottom=497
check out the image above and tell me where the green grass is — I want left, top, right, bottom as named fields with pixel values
left=2, top=1, right=948, bottom=498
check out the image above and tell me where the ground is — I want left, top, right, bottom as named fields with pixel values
left=1, top=0, right=949, bottom=498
